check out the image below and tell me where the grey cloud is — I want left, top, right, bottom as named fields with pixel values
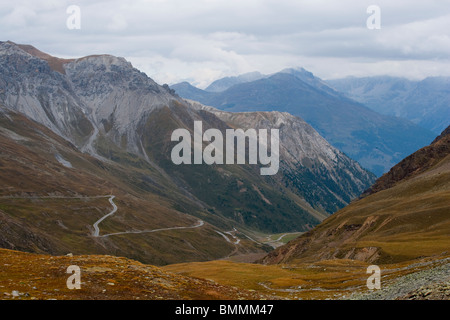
left=1, top=0, right=449, bottom=85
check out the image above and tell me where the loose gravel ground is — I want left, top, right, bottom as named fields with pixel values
left=348, top=257, right=450, bottom=300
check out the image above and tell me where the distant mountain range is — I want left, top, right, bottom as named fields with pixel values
left=171, top=68, right=436, bottom=176
left=205, top=71, right=266, bottom=92
left=0, top=41, right=375, bottom=264
left=326, top=76, right=450, bottom=135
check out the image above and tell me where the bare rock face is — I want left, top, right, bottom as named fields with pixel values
left=63, top=53, right=179, bottom=156
left=190, top=101, right=375, bottom=214
left=0, top=41, right=92, bottom=145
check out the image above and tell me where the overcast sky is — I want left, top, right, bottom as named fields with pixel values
left=1, top=0, right=450, bottom=88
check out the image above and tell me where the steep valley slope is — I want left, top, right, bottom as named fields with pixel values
left=261, top=125, right=450, bottom=265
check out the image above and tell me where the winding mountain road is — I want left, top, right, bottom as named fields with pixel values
left=0, top=194, right=204, bottom=238
left=92, top=195, right=117, bottom=237
left=91, top=195, right=204, bottom=238
left=100, top=220, right=204, bottom=238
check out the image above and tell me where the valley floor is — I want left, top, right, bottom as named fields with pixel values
left=0, top=249, right=275, bottom=300
left=1, top=248, right=448, bottom=300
